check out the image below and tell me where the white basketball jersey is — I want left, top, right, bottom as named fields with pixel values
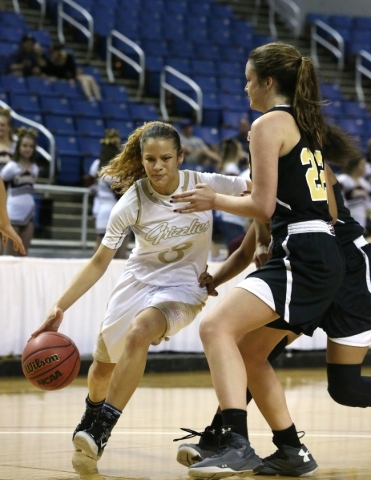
left=103, top=170, right=247, bottom=286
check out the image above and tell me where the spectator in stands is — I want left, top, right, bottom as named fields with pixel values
left=218, top=138, right=249, bottom=254
left=9, top=34, right=40, bottom=77
left=337, top=156, right=371, bottom=231
left=179, top=119, right=220, bottom=166
left=89, top=129, right=129, bottom=258
left=234, top=117, right=251, bottom=156
left=0, top=109, right=16, bottom=172
left=0, top=128, right=39, bottom=256
left=40, top=43, right=101, bottom=102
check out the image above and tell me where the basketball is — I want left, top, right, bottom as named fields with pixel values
left=21, top=332, right=81, bottom=391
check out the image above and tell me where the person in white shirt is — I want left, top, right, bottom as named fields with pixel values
left=31, top=121, right=249, bottom=461
left=1, top=128, right=39, bottom=255
left=89, top=129, right=129, bottom=258
left=337, top=157, right=371, bottom=231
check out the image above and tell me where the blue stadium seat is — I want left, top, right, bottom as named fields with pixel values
left=190, top=60, right=216, bottom=77
left=166, top=58, right=190, bottom=75
left=202, top=93, right=221, bottom=127
left=338, top=118, right=366, bottom=137
left=164, top=0, right=188, bottom=15
left=100, top=84, right=128, bottom=102
left=216, top=61, right=245, bottom=78
left=78, top=137, right=101, bottom=158
left=28, top=29, right=51, bottom=48
left=27, top=77, right=54, bottom=95
left=44, top=115, right=76, bottom=135
left=1, top=74, right=27, bottom=93
left=222, top=111, right=247, bottom=129
left=101, top=101, right=131, bottom=120
left=219, top=77, right=245, bottom=94
left=329, top=15, right=353, bottom=29
left=105, top=120, right=134, bottom=140
left=53, top=80, right=85, bottom=99
left=55, top=135, right=81, bottom=156
left=193, top=75, right=218, bottom=94
left=9, top=93, right=40, bottom=114
left=352, top=17, right=371, bottom=30
left=342, top=101, right=368, bottom=118
left=40, top=96, right=72, bottom=115
left=70, top=99, right=102, bottom=118
left=0, top=11, right=27, bottom=29
left=0, top=26, right=24, bottom=43
left=56, top=155, right=82, bottom=186
left=220, top=127, right=238, bottom=140
left=320, top=83, right=343, bottom=101
left=130, top=103, right=159, bottom=122
left=193, top=126, right=220, bottom=146
left=76, top=118, right=105, bottom=137
left=219, top=93, right=249, bottom=111
left=194, top=44, right=220, bottom=61
left=322, top=100, right=344, bottom=119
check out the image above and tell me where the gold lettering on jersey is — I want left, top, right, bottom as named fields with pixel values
left=145, top=219, right=211, bottom=245
left=300, top=149, right=327, bottom=201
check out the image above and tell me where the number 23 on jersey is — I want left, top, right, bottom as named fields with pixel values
left=301, top=149, right=327, bottom=201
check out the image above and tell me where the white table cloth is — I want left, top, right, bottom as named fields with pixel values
left=0, top=257, right=327, bottom=357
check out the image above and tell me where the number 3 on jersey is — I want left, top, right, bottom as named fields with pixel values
left=301, top=149, right=327, bottom=201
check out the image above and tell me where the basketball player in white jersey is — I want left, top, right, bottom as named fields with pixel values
left=31, top=121, right=249, bottom=461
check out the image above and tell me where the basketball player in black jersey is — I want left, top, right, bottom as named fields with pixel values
left=172, top=42, right=361, bottom=477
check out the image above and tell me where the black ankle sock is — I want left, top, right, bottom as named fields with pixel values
left=210, top=413, right=223, bottom=434
left=86, top=395, right=105, bottom=412
left=221, top=408, right=248, bottom=439
left=101, top=402, right=122, bottom=421
left=272, top=423, right=301, bottom=448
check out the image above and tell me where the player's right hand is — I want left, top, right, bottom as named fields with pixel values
left=199, top=267, right=218, bottom=297
left=30, top=306, right=64, bottom=338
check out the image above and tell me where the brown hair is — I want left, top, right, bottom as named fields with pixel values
left=13, top=131, right=37, bottom=163
left=0, top=108, right=13, bottom=142
left=249, top=42, right=360, bottom=164
left=103, top=121, right=183, bottom=194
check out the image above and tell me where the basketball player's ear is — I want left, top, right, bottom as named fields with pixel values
left=177, top=150, right=184, bottom=167
left=265, top=76, right=274, bottom=91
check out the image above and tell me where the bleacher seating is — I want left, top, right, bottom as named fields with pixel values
left=2, top=3, right=371, bottom=186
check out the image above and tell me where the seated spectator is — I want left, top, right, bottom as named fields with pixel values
left=337, top=157, right=371, bottom=231
left=179, top=119, right=220, bottom=166
left=234, top=117, right=251, bottom=156
left=39, top=43, right=101, bottom=101
left=9, top=34, right=40, bottom=77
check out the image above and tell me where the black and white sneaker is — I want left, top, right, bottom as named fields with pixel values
left=254, top=443, right=318, bottom=477
left=73, top=410, right=118, bottom=461
left=189, top=428, right=263, bottom=478
left=72, top=407, right=100, bottom=450
left=174, top=427, right=219, bottom=467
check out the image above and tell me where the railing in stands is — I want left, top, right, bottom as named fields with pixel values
left=0, top=99, right=55, bottom=183
left=106, top=30, right=145, bottom=100
left=267, top=0, right=301, bottom=39
left=311, top=20, right=344, bottom=79
left=160, top=66, right=203, bottom=125
left=35, top=0, right=46, bottom=28
left=32, top=184, right=91, bottom=249
left=57, top=0, right=94, bottom=61
left=355, top=50, right=371, bottom=103
left=11, top=0, right=20, bottom=13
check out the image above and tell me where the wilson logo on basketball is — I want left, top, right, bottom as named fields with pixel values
left=24, top=354, right=60, bottom=374
left=37, top=370, right=63, bottom=386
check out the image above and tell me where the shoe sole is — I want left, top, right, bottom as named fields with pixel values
left=73, top=433, right=102, bottom=461
left=254, top=466, right=318, bottom=477
left=189, top=466, right=259, bottom=479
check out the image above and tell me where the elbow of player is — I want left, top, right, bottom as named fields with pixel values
left=255, top=205, right=274, bottom=223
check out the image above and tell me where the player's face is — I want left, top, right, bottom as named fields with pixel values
left=142, top=138, right=183, bottom=195
left=19, top=137, right=35, bottom=160
left=244, top=61, right=265, bottom=112
left=0, top=116, right=11, bottom=140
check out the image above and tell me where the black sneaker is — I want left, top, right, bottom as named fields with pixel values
left=254, top=443, right=318, bottom=477
left=73, top=410, right=118, bottom=461
left=72, top=408, right=100, bottom=450
left=174, top=427, right=219, bottom=467
left=189, top=428, right=263, bottom=478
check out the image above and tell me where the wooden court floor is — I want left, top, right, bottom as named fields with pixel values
left=0, top=368, right=370, bottom=480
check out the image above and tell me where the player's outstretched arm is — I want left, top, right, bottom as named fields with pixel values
left=31, top=244, right=116, bottom=337
left=0, top=178, right=26, bottom=255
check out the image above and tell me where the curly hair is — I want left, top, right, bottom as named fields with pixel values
left=102, top=121, right=183, bottom=194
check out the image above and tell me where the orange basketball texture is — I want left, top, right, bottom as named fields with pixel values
left=22, top=332, right=81, bottom=390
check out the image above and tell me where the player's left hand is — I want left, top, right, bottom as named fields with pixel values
left=199, top=266, right=218, bottom=297
left=0, top=224, right=26, bottom=255
left=171, top=184, right=216, bottom=213
left=253, top=244, right=271, bottom=269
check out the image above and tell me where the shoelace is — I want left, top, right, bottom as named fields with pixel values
left=173, top=427, right=214, bottom=442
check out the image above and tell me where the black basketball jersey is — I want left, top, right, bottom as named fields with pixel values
left=333, top=181, right=365, bottom=246
left=258, top=105, right=332, bottom=237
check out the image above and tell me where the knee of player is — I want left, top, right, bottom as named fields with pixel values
left=199, top=317, right=220, bottom=346
left=125, top=322, right=153, bottom=349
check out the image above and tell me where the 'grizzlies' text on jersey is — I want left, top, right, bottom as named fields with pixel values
left=103, top=170, right=247, bottom=286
